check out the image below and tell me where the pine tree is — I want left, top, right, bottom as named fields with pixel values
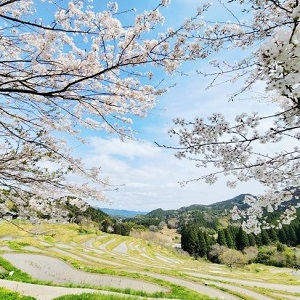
left=180, top=226, right=189, bottom=252
left=181, top=226, right=200, bottom=256
left=255, top=233, right=263, bottom=247
left=204, top=231, right=215, bottom=253
left=261, top=229, right=271, bottom=245
left=228, top=226, right=238, bottom=248
left=224, top=228, right=235, bottom=249
left=217, top=229, right=227, bottom=247
left=295, top=225, right=300, bottom=245
left=236, top=227, right=249, bottom=250
left=268, top=228, right=278, bottom=242
left=198, top=230, right=208, bottom=257
left=278, top=228, right=287, bottom=244
left=248, top=233, right=257, bottom=247
left=189, top=226, right=199, bottom=256
left=286, top=225, right=297, bottom=247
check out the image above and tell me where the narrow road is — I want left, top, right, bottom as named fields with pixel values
left=204, top=280, right=274, bottom=300
left=2, top=253, right=168, bottom=293
left=184, top=271, right=300, bottom=293
left=0, top=279, right=104, bottom=300
left=0, top=279, right=184, bottom=300
left=140, top=272, right=241, bottom=300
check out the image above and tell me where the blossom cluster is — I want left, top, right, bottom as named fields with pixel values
left=0, top=0, right=211, bottom=220
left=170, top=0, right=300, bottom=232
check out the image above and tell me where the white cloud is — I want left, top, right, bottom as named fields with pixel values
left=69, top=69, right=287, bottom=213
left=72, top=2, right=286, bottom=213
left=89, top=137, right=161, bottom=159
left=84, top=136, right=266, bottom=212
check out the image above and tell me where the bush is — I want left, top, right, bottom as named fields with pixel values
left=276, top=242, right=286, bottom=252
left=149, top=225, right=159, bottom=232
left=243, top=246, right=258, bottom=263
left=256, top=246, right=276, bottom=265
left=283, top=248, right=297, bottom=267
left=256, top=246, right=296, bottom=267
left=220, top=249, right=247, bottom=269
left=268, top=252, right=287, bottom=267
left=208, top=244, right=227, bottom=263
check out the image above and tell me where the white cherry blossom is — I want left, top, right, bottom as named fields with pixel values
left=168, top=0, right=300, bottom=232
left=0, top=0, right=209, bottom=221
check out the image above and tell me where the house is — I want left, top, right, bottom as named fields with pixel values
left=2, top=211, right=18, bottom=220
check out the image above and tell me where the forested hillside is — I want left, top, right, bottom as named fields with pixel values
left=127, top=192, right=300, bottom=269
left=128, top=193, right=251, bottom=230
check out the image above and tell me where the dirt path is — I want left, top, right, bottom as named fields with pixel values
left=184, top=271, right=300, bottom=293
left=204, top=279, right=274, bottom=300
left=0, top=279, right=105, bottom=300
left=139, top=272, right=241, bottom=300
left=0, top=253, right=288, bottom=300
left=2, top=253, right=168, bottom=293
left=1, top=252, right=246, bottom=300
left=1, top=242, right=299, bottom=300
left=112, top=241, right=128, bottom=254
left=0, top=279, right=181, bottom=300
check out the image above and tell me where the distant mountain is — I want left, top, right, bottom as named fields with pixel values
left=102, top=189, right=300, bottom=229
left=147, top=193, right=252, bottom=218
left=130, top=194, right=254, bottom=230
left=206, top=193, right=253, bottom=210
left=99, top=208, right=148, bottom=218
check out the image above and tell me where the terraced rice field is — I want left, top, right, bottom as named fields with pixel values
left=0, top=222, right=299, bottom=300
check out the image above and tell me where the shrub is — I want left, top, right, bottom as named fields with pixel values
left=276, top=242, right=286, bottom=252
left=243, top=246, right=258, bottom=263
left=220, top=249, right=247, bottom=269
left=256, top=246, right=276, bottom=265
left=208, top=244, right=227, bottom=263
left=149, top=225, right=159, bottom=232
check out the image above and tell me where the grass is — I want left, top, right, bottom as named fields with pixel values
left=61, top=273, right=206, bottom=300
left=0, top=288, right=36, bottom=300
left=7, top=241, right=30, bottom=250
left=93, top=235, right=114, bottom=248
left=53, top=288, right=213, bottom=300
left=0, top=248, right=203, bottom=300
left=54, top=294, right=153, bottom=300
left=105, top=236, right=128, bottom=251
left=0, top=256, right=36, bottom=282
left=208, top=284, right=255, bottom=300
left=165, top=284, right=213, bottom=300
left=0, top=221, right=299, bottom=300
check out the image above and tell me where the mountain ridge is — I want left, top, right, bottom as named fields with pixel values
left=99, top=208, right=148, bottom=217
left=98, top=189, right=299, bottom=221
left=146, top=193, right=252, bottom=217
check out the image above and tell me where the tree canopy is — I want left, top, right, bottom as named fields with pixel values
left=0, top=0, right=209, bottom=221
left=1, top=0, right=299, bottom=228
left=166, top=0, right=300, bottom=232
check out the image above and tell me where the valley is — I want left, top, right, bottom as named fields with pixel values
left=0, top=222, right=299, bottom=299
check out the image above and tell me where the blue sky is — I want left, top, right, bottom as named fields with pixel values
left=70, top=0, right=277, bottom=211
left=84, top=77, right=275, bottom=212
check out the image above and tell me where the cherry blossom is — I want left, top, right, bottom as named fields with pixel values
left=167, top=0, right=300, bottom=232
left=0, top=0, right=212, bottom=221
